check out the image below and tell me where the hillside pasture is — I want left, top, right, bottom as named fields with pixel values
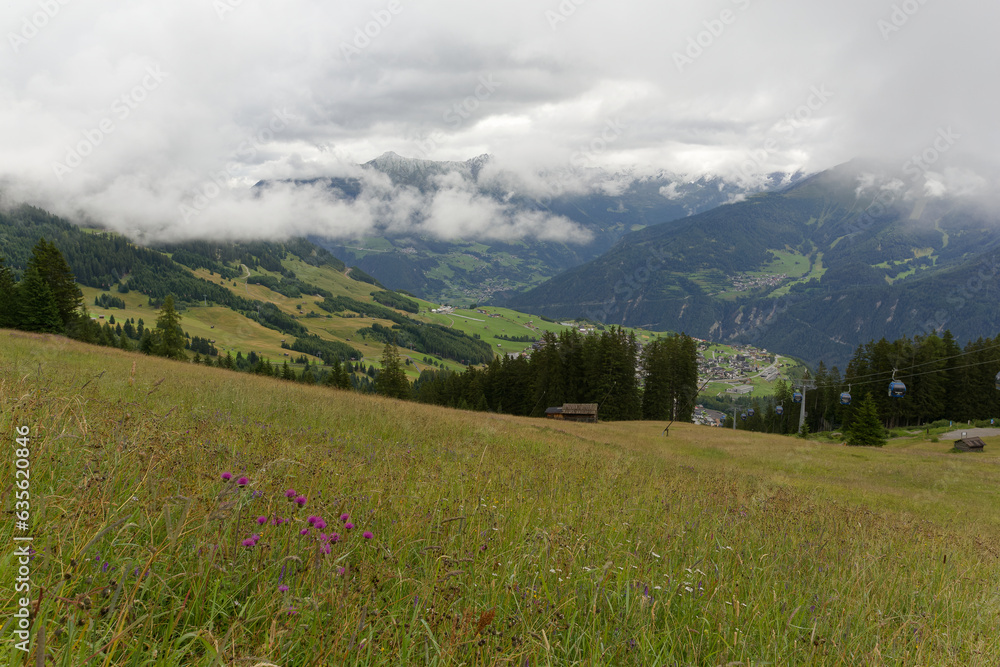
left=1, top=333, right=999, bottom=665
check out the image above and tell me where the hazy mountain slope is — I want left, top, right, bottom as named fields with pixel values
left=507, top=161, right=1000, bottom=366
left=266, top=153, right=802, bottom=303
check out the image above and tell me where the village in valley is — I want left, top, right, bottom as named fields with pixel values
left=425, top=304, right=801, bottom=429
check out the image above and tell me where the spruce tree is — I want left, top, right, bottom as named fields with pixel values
left=155, top=295, right=186, bottom=359
left=375, top=341, right=410, bottom=399
left=27, top=238, right=83, bottom=327
left=846, top=392, right=887, bottom=447
left=15, top=266, right=63, bottom=333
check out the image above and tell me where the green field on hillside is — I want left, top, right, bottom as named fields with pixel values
left=2, top=333, right=998, bottom=665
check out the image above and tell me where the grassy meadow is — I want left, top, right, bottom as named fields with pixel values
left=2, top=331, right=999, bottom=665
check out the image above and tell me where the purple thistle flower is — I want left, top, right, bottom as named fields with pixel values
left=330, top=533, right=340, bottom=543
left=344, top=522, right=354, bottom=531
left=300, top=528, right=309, bottom=536
left=241, top=537, right=256, bottom=548
left=284, top=489, right=296, bottom=499
left=315, top=519, right=327, bottom=530
left=319, top=532, right=328, bottom=541
left=236, top=476, right=249, bottom=487
left=336, top=566, right=345, bottom=576
left=295, top=495, right=307, bottom=507
left=340, top=513, right=350, bottom=523
left=102, top=561, right=110, bottom=573
left=257, top=516, right=267, bottom=525
left=307, top=516, right=318, bottom=526
left=221, top=472, right=232, bottom=481
left=278, top=584, right=289, bottom=592
left=363, top=531, right=373, bottom=540
left=320, top=544, right=331, bottom=555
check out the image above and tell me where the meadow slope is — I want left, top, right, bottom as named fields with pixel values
left=1, top=331, right=998, bottom=665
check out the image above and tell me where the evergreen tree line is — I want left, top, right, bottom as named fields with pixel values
left=409, top=329, right=699, bottom=422
left=717, top=330, right=1000, bottom=435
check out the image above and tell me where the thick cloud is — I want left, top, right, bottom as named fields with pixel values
left=2, top=0, right=998, bottom=241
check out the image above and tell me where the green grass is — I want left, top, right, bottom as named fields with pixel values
left=3, top=333, right=999, bottom=665
left=762, top=250, right=812, bottom=278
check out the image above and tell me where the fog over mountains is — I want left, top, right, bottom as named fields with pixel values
left=258, top=151, right=802, bottom=302
left=507, top=159, right=1000, bottom=366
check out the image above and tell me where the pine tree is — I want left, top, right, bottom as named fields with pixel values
left=15, top=266, right=63, bottom=333
left=155, top=295, right=186, bottom=359
left=846, top=392, right=887, bottom=447
left=375, top=341, right=410, bottom=399
left=27, top=238, right=83, bottom=327
left=139, top=329, right=155, bottom=354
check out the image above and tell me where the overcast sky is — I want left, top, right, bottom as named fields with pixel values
left=2, top=0, right=997, bottom=241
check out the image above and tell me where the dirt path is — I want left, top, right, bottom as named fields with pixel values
left=940, top=427, right=1000, bottom=440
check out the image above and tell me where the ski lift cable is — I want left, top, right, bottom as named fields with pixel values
left=787, top=339, right=1000, bottom=389
left=801, top=355, right=1000, bottom=393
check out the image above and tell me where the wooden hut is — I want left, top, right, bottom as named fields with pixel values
left=545, top=403, right=597, bottom=423
left=953, top=437, right=986, bottom=453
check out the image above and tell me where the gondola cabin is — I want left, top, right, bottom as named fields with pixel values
left=888, top=380, right=906, bottom=398
left=747, top=408, right=755, bottom=417
left=839, top=391, right=852, bottom=406
left=775, top=405, right=783, bottom=416
left=740, top=412, right=747, bottom=421
left=792, top=391, right=802, bottom=403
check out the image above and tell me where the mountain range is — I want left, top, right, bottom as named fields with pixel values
left=506, top=160, right=1000, bottom=367
left=261, top=152, right=801, bottom=304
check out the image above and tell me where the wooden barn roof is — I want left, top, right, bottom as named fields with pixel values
left=561, top=403, right=598, bottom=414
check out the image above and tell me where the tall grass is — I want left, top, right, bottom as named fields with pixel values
left=1, top=331, right=999, bottom=665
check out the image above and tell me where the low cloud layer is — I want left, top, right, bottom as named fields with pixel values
left=2, top=0, right=998, bottom=242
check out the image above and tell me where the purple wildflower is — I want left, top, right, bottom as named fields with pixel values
left=344, top=522, right=354, bottom=531
left=315, top=519, right=327, bottom=530
left=278, top=585, right=289, bottom=593
left=221, top=472, right=232, bottom=481
left=330, top=533, right=340, bottom=543
left=295, top=495, right=307, bottom=507
left=236, top=476, right=249, bottom=487
left=340, top=513, right=350, bottom=522
left=257, top=516, right=267, bottom=525
left=299, top=528, right=309, bottom=536
left=307, top=516, right=318, bottom=526
left=320, top=544, right=331, bottom=555
left=363, top=531, right=373, bottom=540
left=241, top=537, right=256, bottom=548
left=284, top=489, right=296, bottom=499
